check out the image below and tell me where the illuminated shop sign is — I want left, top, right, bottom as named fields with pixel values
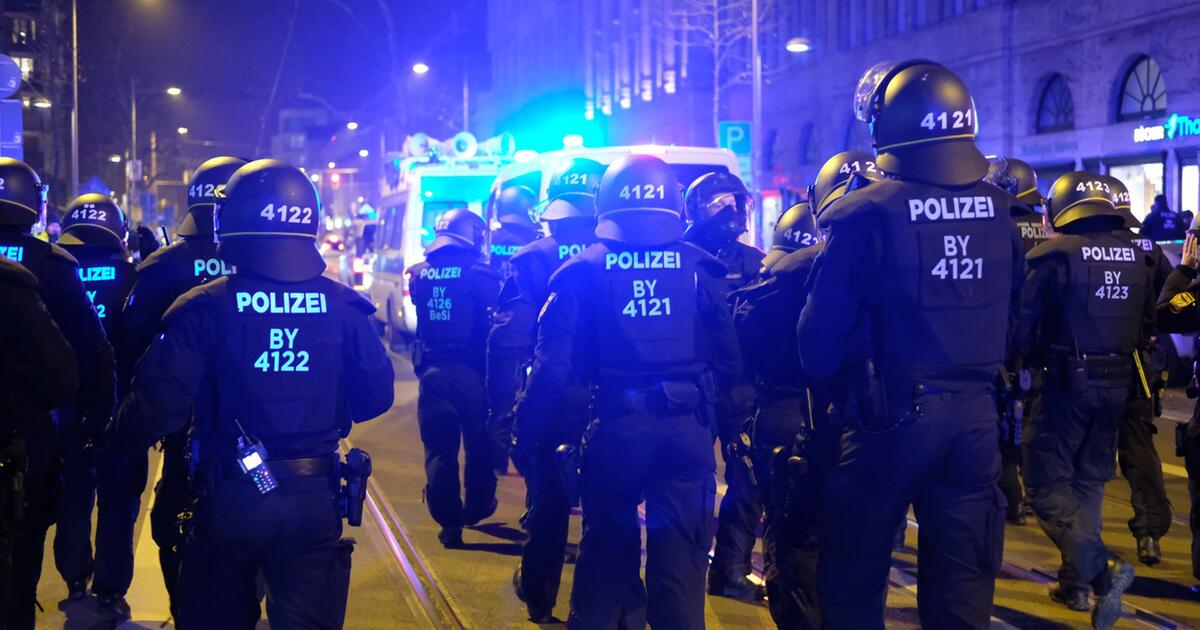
left=1133, top=113, right=1200, bottom=143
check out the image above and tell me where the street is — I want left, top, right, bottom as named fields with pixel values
left=25, top=349, right=1200, bottom=629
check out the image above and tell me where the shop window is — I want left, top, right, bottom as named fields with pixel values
left=1117, top=56, right=1167, bottom=121
left=1109, top=162, right=1164, bottom=222
left=1183, top=164, right=1198, bottom=216
left=10, top=18, right=34, bottom=46
left=14, top=56, right=33, bottom=81
left=1036, top=74, right=1074, bottom=133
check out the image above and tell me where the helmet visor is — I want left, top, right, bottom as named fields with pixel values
left=854, top=61, right=899, bottom=122
left=703, top=192, right=750, bottom=227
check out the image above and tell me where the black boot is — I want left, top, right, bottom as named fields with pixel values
left=1136, top=536, right=1161, bottom=566
left=1091, top=558, right=1135, bottom=630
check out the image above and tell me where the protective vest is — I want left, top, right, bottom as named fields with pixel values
left=511, top=227, right=596, bottom=308
left=734, top=244, right=820, bottom=390
left=824, top=178, right=1015, bottom=382
left=139, top=236, right=235, bottom=286
left=61, top=244, right=137, bottom=336
left=1014, top=214, right=1052, bottom=254
left=489, top=225, right=537, bottom=280
left=1028, top=232, right=1148, bottom=354
left=0, top=232, right=74, bottom=282
left=171, top=274, right=368, bottom=461
left=572, top=241, right=717, bottom=380
left=408, top=248, right=491, bottom=355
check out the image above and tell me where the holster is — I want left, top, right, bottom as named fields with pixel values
left=847, top=359, right=924, bottom=434
left=339, top=449, right=373, bottom=527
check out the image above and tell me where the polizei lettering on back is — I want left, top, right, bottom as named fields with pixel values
left=907, top=196, right=996, bottom=223
left=235, top=291, right=328, bottom=314
left=604, top=250, right=682, bottom=271
left=1081, top=246, right=1136, bottom=263
left=194, top=258, right=235, bottom=277
left=419, top=266, right=462, bottom=280
left=78, top=266, right=116, bottom=282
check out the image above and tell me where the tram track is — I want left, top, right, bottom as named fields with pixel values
left=343, top=438, right=469, bottom=630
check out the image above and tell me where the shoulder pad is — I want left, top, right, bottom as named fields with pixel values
left=162, top=279, right=223, bottom=323
left=683, top=244, right=728, bottom=279
left=0, top=257, right=35, bottom=287
left=818, top=187, right=880, bottom=227
left=1169, top=291, right=1197, bottom=314
left=1025, top=237, right=1073, bottom=263
left=136, top=240, right=185, bottom=272
left=47, top=243, right=79, bottom=266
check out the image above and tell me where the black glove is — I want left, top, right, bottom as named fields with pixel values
left=136, top=226, right=161, bottom=260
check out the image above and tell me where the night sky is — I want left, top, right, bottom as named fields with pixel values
left=76, top=0, right=482, bottom=182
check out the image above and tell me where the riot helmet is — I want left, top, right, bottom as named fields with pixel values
left=853, top=59, right=988, bottom=186
left=762, top=202, right=818, bottom=269
left=537, top=157, right=606, bottom=222
left=683, top=171, right=752, bottom=243
left=214, top=159, right=324, bottom=281
left=180, top=156, right=248, bottom=237
left=810, top=151, right=881, bottom=217
left=0, top=157, right=48, bottom=229
left=1098, top=174, right=1139, bottom=229
left=59, top=194, right=128, bottom=249
left=427, top=208, right=486, bottom=256
left=1044, top=171, right=1121, bottom=230
left=490, top=185, right=539, bottom=230
left=985, top=157, right=1042, bottom=215
left=595, top=154, right=684, bottom=246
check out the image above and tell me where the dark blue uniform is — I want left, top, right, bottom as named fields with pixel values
left=51, top=243, right=140, bottom=603
left=0, top=229, right=115, bottom=630
left=409, top=245, right=503, bottom=535
left=492, top=220, right=594, bottom=618
left=0, top=258, right=79, bottom=623
left=732, top=243, right=834, bottom=630
left=489, top=223, right=538, bottom=280
left=1114, top=231, right=1172, bottom=547
left=798, top=177, right=1022, bottom=628
left=121, top=236, right=234, bottom=612
left=1018, top=226, right=1154, bottom=594
left=683, top=233, right=765, bottom=594
left=520, top=240, right=741, bottom=629
left=116, top=272, right=394, bottom=627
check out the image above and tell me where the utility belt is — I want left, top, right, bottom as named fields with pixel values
left=595, top=372, right=717, bottom=424
left=843, top=359, right=995, bottom=434
left=214, top=454, right=340, bottom=488
left=413, top=341, right=483, bottom=373
left=1044, top=351, right=1134, bottom=392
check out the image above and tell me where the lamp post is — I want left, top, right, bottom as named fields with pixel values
left=70, top=0, right=78, bottom=198
left=412, top=62, right=469, bottom=131
left=127, top=81, right=182, bottom=221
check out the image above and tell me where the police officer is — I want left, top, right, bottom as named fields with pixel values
left=0, top=157, right=116, bottom=630
left=797, top=60, right=1023, bottom=629
left=683, top=169, right=765, bottom=601
left=1018, top=172, right=1149, bottom=627
left=517, top=154, right=741, bottom=628
left=53, top=194, right=142, bottom=618
left=491, top=157, right=604, bottom=622
left=731, top=200, right=829, bottom=630
left=409, top=209, right=502, bottom=547
left=116, top=159, right=394, bottom=627
left=983, top=156, right=1048, bottom=526
left=0, top=256, right=79, bottom=622
left=489, top=185, right=541, bottom=279
left=1100, top=174, right=1173, bottom=566
left=122, top=155, right=244, bottom=612
left=1156, top=232, right=1200, bottom=589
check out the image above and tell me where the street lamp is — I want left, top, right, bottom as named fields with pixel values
left=785, top=37, right=813, bottom=54
left=32, top=97, right=51, bottom=109
left=108, top=154, right=122, bottom=163
left=412, top=62, right=429, bottom=75
left=358, top=148, right=369, bottom=158
left=346, top=121, right=359, bottom=131
left=327, top=161, right=336, bottom=169
left=166, top=86, right=182, bottom=97
left=177, top=127, right=189, bottom=135
left=412, top=61, right=470, bottom=131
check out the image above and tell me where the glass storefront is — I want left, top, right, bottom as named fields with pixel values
left=1183, top=164, right=1198, bottom=216
left=1109, top=162, right=1164, bottom=222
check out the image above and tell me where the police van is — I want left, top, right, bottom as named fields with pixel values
left=367, top=132, right=513, bottom=345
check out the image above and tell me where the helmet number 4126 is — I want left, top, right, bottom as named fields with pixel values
left=260, top=203, right=313, bottom=224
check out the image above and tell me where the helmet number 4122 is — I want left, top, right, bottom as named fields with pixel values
left=260, top=203, right=313, bottom=224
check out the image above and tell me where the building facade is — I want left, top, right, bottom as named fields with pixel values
left=0, top=0, right=71, bottom=207
left=484, top=0, right=1200, bottom=223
